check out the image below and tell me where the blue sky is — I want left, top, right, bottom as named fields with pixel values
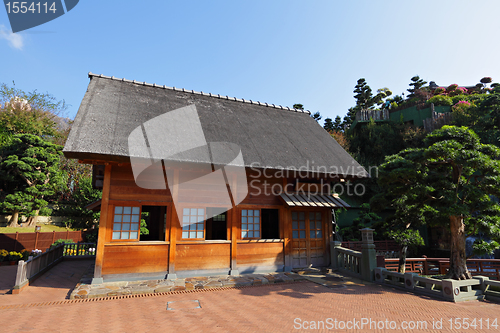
left=1, top=0, right=500, bottom=123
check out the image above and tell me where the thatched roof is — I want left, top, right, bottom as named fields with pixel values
left=64, top=73, right=368, bottom=178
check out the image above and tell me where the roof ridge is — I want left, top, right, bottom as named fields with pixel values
left=88, top=72, right=311, bottom=115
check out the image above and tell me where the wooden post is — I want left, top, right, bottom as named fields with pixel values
left=167, top=169, right=179, bottom=279
left=52, top=231, right=56, bottom=246
left=34, top=231, right=39, bottom=251
left=66, top=229, right=69, bottom=241
left=282, top=177, right=291, bottom=272
left=229, top=174, right=239, bottom=276
left=93, top=164, right=112, bottom=284
left=14, top=232, right=18, bottom=251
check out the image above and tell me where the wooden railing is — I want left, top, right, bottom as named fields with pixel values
left=379, top=257, right=500, bottom=280
left=13, top=243, right=96, bottom=294
left=335, top=247, right=362, bottom=278
left=342, top=240, right=400, bottom=253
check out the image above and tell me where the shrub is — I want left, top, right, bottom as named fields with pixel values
left=427, top=95, right=453, bottom=106
left=51, top=239, right=72, bottom=248
left=433, top=87, right=446, bottom=95
left=20, top=249, right=30, bottom=260
left=446, top=84, right=459, bottom=92
left=451, top=94, right=471, bottom=105
left=452, top=100, right=472, bottom=113
left=450, top=87, right=468, bottom=96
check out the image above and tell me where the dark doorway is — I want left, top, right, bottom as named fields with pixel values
left=140, top=206, right=167, bottom=241
left=262, top=209, right=280, bottom=239
left=206, top=207, right=227, bottom=240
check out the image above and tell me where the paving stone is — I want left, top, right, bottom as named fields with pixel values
left=172, top=285, right=186, bottom=291
left=131, top=287, right=155, bottom=295
left=185, top=283, right=195, bottom=291
left=204, top=281, right=223, bottom=288
left=154, top=285, right=173, bottom=293
left=173, top=279, right=185, bottom=287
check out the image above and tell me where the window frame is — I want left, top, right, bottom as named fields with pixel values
left=240, top=208, right=261, bottom=239
left=181, top=207, right=206, bottom=240
left=110, top=205, right=142, bottom=242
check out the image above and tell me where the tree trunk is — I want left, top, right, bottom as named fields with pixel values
left=7, top=210, right=20, bottom=227
left=398, top=245, right=408, bottom=273
left=448, top=215, right=472, bottom=280
left=25, top=210, right=39, bottom=227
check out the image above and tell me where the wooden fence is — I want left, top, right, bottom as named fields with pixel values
left=379, top=257, right=500, bottom=280
left=342, top=240, right=400, bottom=252
left=13, top=243, right=96, bottom=294
left=0, top=231, right=84, bottom=252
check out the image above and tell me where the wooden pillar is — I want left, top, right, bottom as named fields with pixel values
left=283, top=177, right=292, bottom=271
left=167, top=169, right=179, bottom=279
left=324, top=210, right=331, bottom=266
left=34, top=231, right=39, bottom=251
left=92, top=164, right=111, bottom=284
left=230, top=174, right=239, bottom=275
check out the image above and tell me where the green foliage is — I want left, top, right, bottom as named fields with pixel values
left=140, top=211, right=150, bottom=235
left=387, top=229, right=424, bottom=247
left=427, top=95, right=453, bottom=106
left=55, top=175, right=102, bottom=229
left=333, top=115, right=343, bottom=132
left=0, top=82, right=67, bottom=142
left=0, top=134, right=65, bottom=226
left=353, top=78, right=373, bottom=110
left=376, top=126, right=500, bottom=278
left=472, top=239, right=500, bottom=257
left=51, top=239, right=72, bottom=248
left=407, top=76, right=427, bottom=99
left=340, top=203, right=380, bottom=241
left=311, top=111, right=322, bottom=122
left=346, top=119, right=425, bottom=167
left=323, top=117, right=334, bottom=132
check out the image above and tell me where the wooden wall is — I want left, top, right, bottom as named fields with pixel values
left=175, top=243, right=230, bottom=271
left=236, top=242, right=284, bottom=267
left=94, top=163, right=332, bottom=278
left=102, top=244, right=169, bottom=275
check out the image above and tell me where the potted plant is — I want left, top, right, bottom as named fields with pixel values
left=8, top=251, right=23, bottom=265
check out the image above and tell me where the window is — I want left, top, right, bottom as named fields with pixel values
left=309, top=212, right=323, bottom=239
left=241, top=209, right=260, bottom=239
left=182, top=208, right=205, bottom=239
left=140, top=206, right=167, bottom=241
left=112, top=206, right=140, bottom=240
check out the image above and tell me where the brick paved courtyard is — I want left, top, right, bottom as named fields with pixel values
left=1, top=261, right=499, bottom=332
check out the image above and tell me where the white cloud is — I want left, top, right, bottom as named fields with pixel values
left=0, top=25, right=23, bottom=50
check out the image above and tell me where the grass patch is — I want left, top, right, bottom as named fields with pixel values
left=0, top=224, right=76, bottom=233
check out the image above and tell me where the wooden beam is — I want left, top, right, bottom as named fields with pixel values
left=94, top=164, right=112, bottom=280
left=167, top=169, right=179, bottom=279
left=230, top=174, right=239, bottom=275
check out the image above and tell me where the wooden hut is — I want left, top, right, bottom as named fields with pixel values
left=64, top=73, right=368, bottom=283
